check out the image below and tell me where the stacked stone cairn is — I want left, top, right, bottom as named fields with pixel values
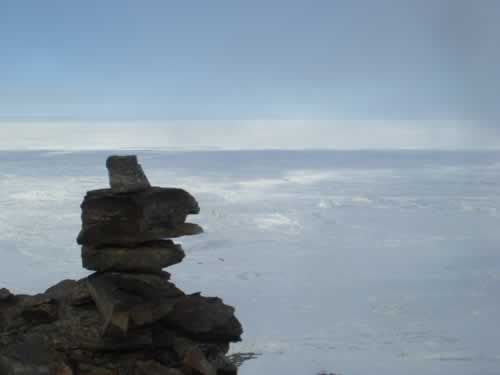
left=0, top=155, right=243, bottom=375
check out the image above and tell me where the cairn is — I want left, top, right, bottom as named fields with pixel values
left=0, top=155, right=242, bottom=375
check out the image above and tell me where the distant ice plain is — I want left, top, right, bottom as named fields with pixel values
left=1, top=150, right=499, bottom=375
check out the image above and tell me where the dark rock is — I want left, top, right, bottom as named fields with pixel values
left=44, top=280, right=78, bottom=300
left=21, top=294, right=58, bottom=325
left=183, top=347, right=216, bottom=375
left=44, top=279, right=93, bottom=306
left=78, top=222, right=203, bottom=247
left=77, top=187, right=201, bottom=246
left=162, top=334, right=235, bottom=375
left=0, top=288, right=13, bottom=301
left=87, top=272, right=184, bottom=335
left=86, top=274, right=141, bottom=336
left=169, top=336, right=223, bottom=375
left=210, top=352, right=238, bottom=375
left=82, top=240, right=185, bottom=273
left=106, top=155, right=151, bottom=193
left=166, top=295, right=243, bottom=342
left=56, top=363, right=74, bottom=375
left=76, top=363, right=115, bottom=375
left=0, top=333, right=69, bottom=375
left=69, top=281, right=94, bottom=306
left=100, top=272, right=181, bottom=300
left=0, top=295, right=26, bottom=331
left=135, top=361, right=183, bottom=375
left=38, top=299, right=154, bottom=352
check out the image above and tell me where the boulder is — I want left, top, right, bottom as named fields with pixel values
left=166, top=295, right=243, bottom=342
left=82, top=240, right=185, bottom=273
left=77, top=187, right=202, bottom=246
left=106, top=155, right=151, bottom=193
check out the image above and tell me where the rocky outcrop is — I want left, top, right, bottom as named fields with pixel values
left=0, top=155, right=242, bottom=375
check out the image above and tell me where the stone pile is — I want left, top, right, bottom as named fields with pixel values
left=0, top=155, right=243, bottom=375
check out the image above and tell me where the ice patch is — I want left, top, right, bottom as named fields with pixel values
left=351, top=196, right=373, bottom=205
left=285, top=170, right=336, bottom=185
left=381, top=239, right=402, bottom=248
left=419, top=352, right=476, bottom=362
left=317, top=195, right=374, bottom=209
left=317, top=198, right=342, bottom=208
left=237, top=178, right=285, bottom=189
left=317, top=199, right=331, bottom=209
left=10, top=190, right=65, bottom=202
left=254, top=213, right=302, bottom=234
left=370, top=302, right=403, bottom=317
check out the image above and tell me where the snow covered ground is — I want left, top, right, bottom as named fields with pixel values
left=1, top=150, right=500, bottom=375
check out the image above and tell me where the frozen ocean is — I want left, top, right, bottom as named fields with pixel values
left=1, top=150, right=500, bottom=375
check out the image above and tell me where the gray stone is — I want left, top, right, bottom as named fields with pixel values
left=82, top=240, right=185, bottom=273
left=77, top=187, right=202, bottom=246
left=106, top=155, right=151, bottom=193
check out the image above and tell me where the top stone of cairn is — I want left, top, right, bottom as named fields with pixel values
left=106, top=155, right=151, bottom=193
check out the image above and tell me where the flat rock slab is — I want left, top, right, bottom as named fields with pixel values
left=77, top=187, right=202, bottom=246
left=82, top=240, right=185, bottom=273
left=106, top=155, right=151, bottom=193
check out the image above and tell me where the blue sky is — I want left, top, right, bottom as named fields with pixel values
left=0, top=1, right=499, bottom=148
